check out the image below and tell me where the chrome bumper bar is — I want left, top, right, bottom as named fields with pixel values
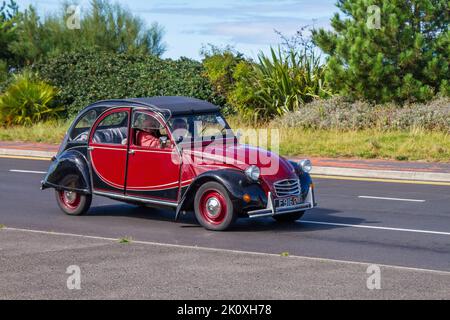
left=247, top=187, right=316, bottom=219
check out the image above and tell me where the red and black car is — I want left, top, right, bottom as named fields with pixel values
left=41, top=97, right=316, bottom=231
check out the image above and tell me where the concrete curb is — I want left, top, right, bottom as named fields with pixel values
left=312, top=166, right=450, bottom=183
left=0, top=148, right=55, bottom=159
left=1, top=147, right=450, bottom=183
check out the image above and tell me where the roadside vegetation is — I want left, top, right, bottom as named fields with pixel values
left=226, top=116, right=450, bottom=162
left=0, top=0, right=448, bottom=162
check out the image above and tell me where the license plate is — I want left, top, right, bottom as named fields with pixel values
left=275, top=195, right=301, bottom=208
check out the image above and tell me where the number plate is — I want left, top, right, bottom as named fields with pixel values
left=275, top=195, right=301, bottom=208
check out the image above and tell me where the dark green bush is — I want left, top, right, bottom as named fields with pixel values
left=34, top=50, right=223, bottom=116
left=0, top=59, right=8, bottom=92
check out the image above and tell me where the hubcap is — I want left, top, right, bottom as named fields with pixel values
left=206, top=197, right=221, bottom=217
left=64, top=191, right=77, bottom=204
left=199, top=190, right=227, bottom=225
left=59, top=189, right=81, bottom=210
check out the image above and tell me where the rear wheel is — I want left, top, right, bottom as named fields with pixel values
left=194, top=182, right=236, bottom=231
left=273, top=211, right=304, bottom=223
left=55, top=175, right=92, bottom=216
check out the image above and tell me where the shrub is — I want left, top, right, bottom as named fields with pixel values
left=202, top=46, right=332, bottom=122
left=34, top=50, right=222, bottom=116
left=201, top=45, right=244, bottom=112
left=249, top=47, right=331, bottom=120
left=0, top=70, right=62, bottom=126
left=273, top=96, right=450, bottom=132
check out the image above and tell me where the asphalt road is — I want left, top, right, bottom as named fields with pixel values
left=1, top=157, right=450, bottom=299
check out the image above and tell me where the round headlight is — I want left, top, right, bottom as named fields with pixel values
left=299, top=159, right=312, bottom=173
left=245, top=165, right=261, bottom=182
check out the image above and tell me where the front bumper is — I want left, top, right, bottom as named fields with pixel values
left=247, top=186, right=316, bottom=219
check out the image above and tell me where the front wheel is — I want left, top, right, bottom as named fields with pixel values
left=55, top=175, right=92, bottom=216
left=273, top=211, right=304, bottom=223
left=194, top=182, right=237, bottom=231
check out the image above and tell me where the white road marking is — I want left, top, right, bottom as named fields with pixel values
left=301, top=220, right=450, bottom=236
left=9, top=169, right=47, bottom=174
left=358, top=195, right=426, bottom=202
left=2, top=226, right=450, bottom=275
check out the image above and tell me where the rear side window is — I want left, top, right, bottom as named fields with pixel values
left=92, top=111, right=129, bottom=145
left=70, top=110, right=99, bottom=142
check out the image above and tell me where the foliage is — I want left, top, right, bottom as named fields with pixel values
left=202, top=44, right=331, bottom=122
left=0, top=71, right=62, bottom=126
left=0, top=59, right=8, bottom=87
left=249, top=47, right=331, bottom=120
left=225, top=114, right=450, bottom=162
left=0, top=0, right=19, bottom=65
left=201, top=45, right=245, bottom=101
left=34, top=50, right=221, bottom=116
left=272, top=96, right=450, bottom=132
left=312, top=0, right=450, bottom=103
left=8, top=0, right=166, bottom=67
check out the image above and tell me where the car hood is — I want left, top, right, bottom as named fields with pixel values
left=187, top=142, right=298, bottom=189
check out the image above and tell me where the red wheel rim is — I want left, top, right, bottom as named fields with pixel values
left=199, top=190, right=227, bottom=225
left=58, top=190, right=81, bottom=210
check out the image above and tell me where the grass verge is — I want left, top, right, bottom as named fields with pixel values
left=276, top=128, right=450, bottom=162
left=0, top=120, right=70, bottom=144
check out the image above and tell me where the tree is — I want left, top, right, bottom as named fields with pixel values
left=312, top=0, right=449, bottom=103
left=0, top=0, right=19, bottom=66
left=8, top=0, right=167, bottom=66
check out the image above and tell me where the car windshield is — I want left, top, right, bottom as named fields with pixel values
left=168, top=113, right=233, bottom=143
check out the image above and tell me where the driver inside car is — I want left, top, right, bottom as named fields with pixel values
left=136, top=115, right=161, bottom=148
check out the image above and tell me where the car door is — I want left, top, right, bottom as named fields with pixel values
left=125, top=110, right=182, bottom=204
left=88, top=108, right=130, bottom=195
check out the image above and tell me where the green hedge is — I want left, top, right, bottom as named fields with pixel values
left=34, top=50, right=225, bottom=116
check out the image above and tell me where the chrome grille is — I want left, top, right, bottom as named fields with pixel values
left=274, top=179, right=301, bottom=197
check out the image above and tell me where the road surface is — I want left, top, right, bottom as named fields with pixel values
left=1, top=156, right=449, bottom=299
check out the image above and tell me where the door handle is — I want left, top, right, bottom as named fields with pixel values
left=129, top=150, right=135, bottom=155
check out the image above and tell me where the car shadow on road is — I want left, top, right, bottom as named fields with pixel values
left=87, top=204, right=369, bottom=233
left=231, top=207, right=369, bottom=232
left=88, top=204, right=177, bottom=222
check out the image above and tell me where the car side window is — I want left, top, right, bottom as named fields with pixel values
left=70, top=110, right=98, bottom=142
left=132, top=112, right=168, bottom=149
left=168, top=117, right=192, bottom=143
left=92, top=111, right=129, bottom=145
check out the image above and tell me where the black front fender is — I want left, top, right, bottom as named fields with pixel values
left=41, top=149, right=91, bottom=194
left=176, top=169, right=267, bottom=219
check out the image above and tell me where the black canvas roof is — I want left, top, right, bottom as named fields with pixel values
left=88, top=96, right=220, bottom=116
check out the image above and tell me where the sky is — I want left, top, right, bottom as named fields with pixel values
left=15, top=0, right=338, bottom=60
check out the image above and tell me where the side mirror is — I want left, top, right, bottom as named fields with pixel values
left=176, top=136, right=184, bottom=144
left=159, top=136, right=169, bottom=148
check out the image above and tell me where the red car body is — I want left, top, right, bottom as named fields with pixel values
left=42, top=97, right=316, bottom=231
